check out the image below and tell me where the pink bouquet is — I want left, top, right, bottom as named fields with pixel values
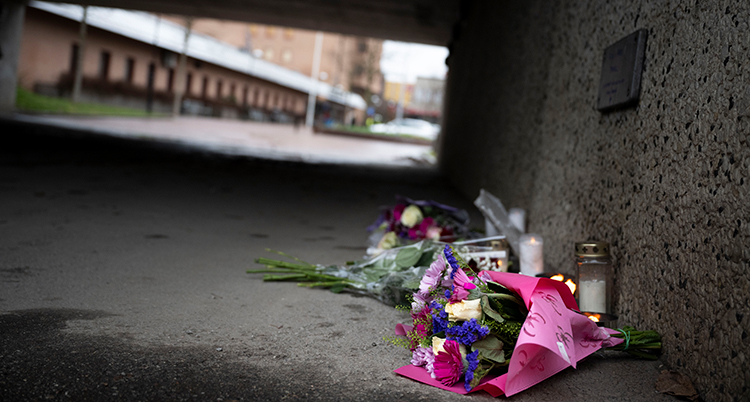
left=390, top=245, right=660, bottom=397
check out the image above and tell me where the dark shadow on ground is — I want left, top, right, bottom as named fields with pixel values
left=0, top=308, right=428, bottom=401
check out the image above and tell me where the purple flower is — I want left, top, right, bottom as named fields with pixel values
left=411, top=291, right=429, bottom=313
left=411, top=346, right=435, bottom=375
left=446, top=318, right=490, bottom=346
left=453, top=268, right=476, bottom=290
left=464, top=350, right=480, bottom=391
left=418, top=255, right=446, bottom=297
left=443, top=245, right=461, bottom=278
left=430, top=301, right=449, bottom=334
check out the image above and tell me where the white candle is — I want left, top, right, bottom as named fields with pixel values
left=578, top=279, right=607, bottom=313
left=519, top=234, right=543, bottom=276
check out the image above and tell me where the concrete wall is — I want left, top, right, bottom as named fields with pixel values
left=439, top=1, right=748, bottom=401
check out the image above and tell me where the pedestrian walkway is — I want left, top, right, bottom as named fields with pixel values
left=0, top=116, right=671, bottom=401
left=12, top=114, right=435, bottom=167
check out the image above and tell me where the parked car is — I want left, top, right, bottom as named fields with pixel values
left=369, top=118, right=440, bottom=140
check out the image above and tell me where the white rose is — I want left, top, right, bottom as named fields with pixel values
left=400, top=205, right=424, bottom=228
left=432, top=337, right=467, bottom=358
left=444, top=299, right=483, bottom=321
left=377, top=231, right=399, bottom=250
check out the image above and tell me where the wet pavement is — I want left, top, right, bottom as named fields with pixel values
left=11, top=114, right=435, bottom=167
left=0, top=117, right=673, bottom=401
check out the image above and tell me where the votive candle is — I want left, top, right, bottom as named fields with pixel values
left=519, top=234, right=543, bottom=276
left=578, top=279, right=607, bottom=313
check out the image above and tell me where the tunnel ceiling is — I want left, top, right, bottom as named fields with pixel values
left=52, top=0, right=461, bottom=45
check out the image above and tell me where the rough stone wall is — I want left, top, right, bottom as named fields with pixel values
left=439, top=1, right=749, bottom=401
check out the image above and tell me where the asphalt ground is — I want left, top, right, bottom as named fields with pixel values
left=0, top=118, right=674, bottom=401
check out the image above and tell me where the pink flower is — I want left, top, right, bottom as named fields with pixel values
left=408, top=227, right=420, bottom=239
left=418, top=255, right=446, bottom=297
left=419, top=217, right=436, bottom=232
left=411, top=292, right=429, bottom=313
left=393, top=204, right=406, bottom=221
left=448, top=268, right=476, bottom=303
left=453, top=268, right=477, bottom=291
left=411, top=347, right=435, bottom=375
left=433, top=340, right=465, bottom=386
left=449, top=286, right=471, bottom=303
left=426, top=226, right=442, bottom=240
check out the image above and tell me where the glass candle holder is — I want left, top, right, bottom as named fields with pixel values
left=575, top=241, right=612, bottom=314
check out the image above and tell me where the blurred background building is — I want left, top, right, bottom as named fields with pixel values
left=16, top=2, right=370, bottom=125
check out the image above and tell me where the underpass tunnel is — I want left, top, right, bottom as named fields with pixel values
left=1, top=1, right=748, bottom=401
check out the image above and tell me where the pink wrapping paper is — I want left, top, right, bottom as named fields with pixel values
left=394, top=272, right=623, bottom=397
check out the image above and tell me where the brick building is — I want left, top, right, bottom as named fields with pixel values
left=17, top=2, right=366, bottom=124
left=168, top=18, right=385, bottom=102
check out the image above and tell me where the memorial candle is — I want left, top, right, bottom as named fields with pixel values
left=578, top=279, right=607, bottom=313
left=575, top=241, right=613, bottom=315
left=519, top=234, right=544, bottom=276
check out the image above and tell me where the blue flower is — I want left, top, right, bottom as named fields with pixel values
left=443, top=245, right=460, bottom=279
left=464, top=350, right=480, bottom=391
left=430, top=301, right=449, bottom=334
left=446, top=319, right=490, bottom=346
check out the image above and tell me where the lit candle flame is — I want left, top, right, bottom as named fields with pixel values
left=565, top=279, right=577, bottom=295
left=497, top=260, right=503, bottom=267
left=529, top=237, right=536, bottom=244
left=548, top=274, right=576, bottom=295
left=585, top=313, right=601, bottom=322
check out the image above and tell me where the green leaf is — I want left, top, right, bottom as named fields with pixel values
left=416, top=251, right=437, bottom=268
left=330, top=283, right=346, bottom=293
left=395, top=247, right=422, bottom=269
left=472, top=336, right=506, bottom=364
left=467, top=287, right=483, bottom=300
left=481, top=296, right=505, bottom=323
left=485, top=281, right=515, bottom=295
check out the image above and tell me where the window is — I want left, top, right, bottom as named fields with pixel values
left=249, top=24, right=259, bottom=37
left=230, top=83, right=236, bottom=101
left=185, top=73, right=193, bottom=95
left=283, top=28, right=294, bottom=40
left=253, top=88, right=260, bottom=106
left=264, top=48, right=275, bottom=61
left=98, top=51, right=111, bottom=80
left=167, top=68, right=175, bottom=92
left=242, top=85, right=249, bottom=106
left=358, top=40, right=368, bottom=53
left=216, top=79, right=223, bottom=99
left=202, top=76, right=209, bottom=98
left=263, top=91, right=270, bottom=108
left=69, top=44, right=79, bottom=74
left=281, top=49, right=293, bottom=64
left=353, top=64, right=365, bottom=76
left=124, top=57, right=135, bottom=84
left=265, top=26, right=276, bottom=38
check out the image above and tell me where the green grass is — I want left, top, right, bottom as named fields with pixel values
left=331, top=124, right=433, bottom=142
left=15, top=87, right=164, bottom=117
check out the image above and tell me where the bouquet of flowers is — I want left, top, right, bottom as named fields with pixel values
left=249, top=239, right=509, bottom=307
left=389, top=245, right=661, bottom=397
left=367, top=197, right=472, bottom=254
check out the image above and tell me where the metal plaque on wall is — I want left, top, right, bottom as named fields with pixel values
left=597, top=29, right=648, bottom=111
